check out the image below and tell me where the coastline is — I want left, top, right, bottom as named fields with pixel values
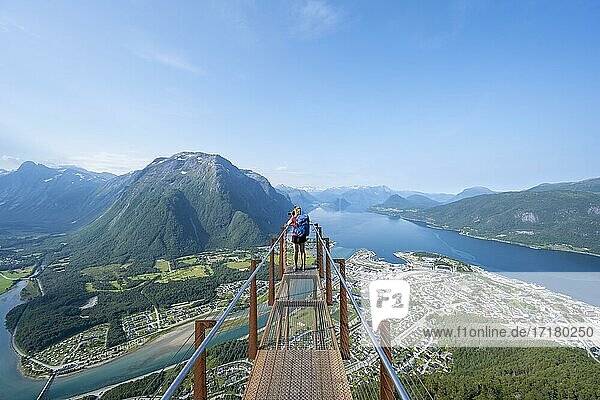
left=68, top=362, right=180, bottom=400
left=372, top=210, right=600, bottom=258
left=15, top=317, right=198, bottom=381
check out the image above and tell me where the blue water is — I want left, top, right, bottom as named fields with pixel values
left=1, top=209, right=599, bottom=399
left=0, top=281, right=45, bottom=399
left=311, top=209, right=600, bottom=305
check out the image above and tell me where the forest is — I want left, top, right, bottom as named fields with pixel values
left=422, top=347, right=600, bottom=399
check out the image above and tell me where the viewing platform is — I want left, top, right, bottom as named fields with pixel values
left=244, top=268, right=353, bottom=399
left=157, top=224, right=412, bottom=400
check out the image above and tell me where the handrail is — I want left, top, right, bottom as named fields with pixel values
left=160, top=227, right=288, bottom=400
left=314, top=225, right=411, bottom=400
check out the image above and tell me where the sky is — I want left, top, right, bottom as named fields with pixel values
left=1, top=0, right=599, bottom=193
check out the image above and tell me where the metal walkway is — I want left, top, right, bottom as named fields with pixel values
left=160, top=226, right=413, bottom=400
left=243, top=267, right=353, bottom=400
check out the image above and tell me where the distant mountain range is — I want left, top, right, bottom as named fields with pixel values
left=3, top=154, right=598, bottom=260
left=0, top=162, right=133, bottom=232
left=275, top=185, right=320, bottom=211
left=372, top=177, right=600, bottom=255
left=310, top=185, right=395, bottom=211
left=0, top=153, right=292, bottom=265
left=276, top=184, right=495, bottom=213
left=374, top=194, right=416, bottom=210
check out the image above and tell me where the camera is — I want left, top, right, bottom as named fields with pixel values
left=288, top=206, right=300, bottom=216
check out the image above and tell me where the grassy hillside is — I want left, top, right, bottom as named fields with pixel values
left=398, top=190, right=600, bottom=254
left=529, top=177, right=600, bottom=193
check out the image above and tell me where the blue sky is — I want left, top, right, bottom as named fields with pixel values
left=1, top=0, right=599, bottom=193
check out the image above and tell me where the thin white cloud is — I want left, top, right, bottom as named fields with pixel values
left=135, top=47, right=205, bottom=75
left=0, top=155, right=23, bottom=170
left=0, top=16, right=26, bottom=33
left=292, top=0, right=341, bottom=39
left=0, top=15, right=41, bottom=39
left=63, top=152, right=153, bottom=175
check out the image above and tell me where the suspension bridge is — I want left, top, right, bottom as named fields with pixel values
left=51, top=223, right=434, bottom=400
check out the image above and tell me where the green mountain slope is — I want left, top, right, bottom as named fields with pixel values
left=73, top=152, right=292, bottom=265
left=528, top=177, right=600, bottom=193
left=447, top=186, right=495, bottom=203
left=406, top=194, right=440, bottom=208
left=372, top=194, right=416, bottom=210
left=400, top=190, right=600, bottom=254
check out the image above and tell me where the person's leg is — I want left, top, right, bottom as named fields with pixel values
left=300, top=242, right=306, bottom=270
left=294, top=242, right=299, bottom=269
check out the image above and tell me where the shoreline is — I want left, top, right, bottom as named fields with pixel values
left=16, top=317, right=198, bottom=381
left=372, top=210, right=600, bottom=258
left=69, top=362, right=180, bottom=400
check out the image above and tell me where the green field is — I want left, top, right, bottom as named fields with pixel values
left=156, top=264, right=211, bottom=282
left=3, top=266, right=34, bottom=279
left=82, top=263, right=132, bottom=281
left=226, top=261, right=249, bottom=270
left=177, top=256, right=199, bottom=265
left=0, top=275, right=15, bottom=294
left=85, top=261, right=212, bottom=292
left=154, top=259, right=170, bottom=272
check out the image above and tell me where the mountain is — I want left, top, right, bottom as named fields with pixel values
left=275, top=184, right=320, bottom=212
left=370, top=193, right=438, bottom=213
left=0, top=161, right=131, bottom=232
left=528, top=177, right=600, bottom=193
left=396, top=191, right=454, bottom=203
left=73, top=152, right=293, bottom=265
left=320, top=197, right=351, bottom=211
left=406, top=194, right=440, bottom=208
left=373, top=194, right=415, bottom=210
left=400, top=190, right=600, bottom=255
left=309, top=185, right=396, bottom=211
left=447, top=186, right=495, bottom=203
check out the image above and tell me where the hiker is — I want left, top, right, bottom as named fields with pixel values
left=285, top=206, right=310, bottom=271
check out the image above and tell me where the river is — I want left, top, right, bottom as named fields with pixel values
left=1, top=209, right=599, bottom=399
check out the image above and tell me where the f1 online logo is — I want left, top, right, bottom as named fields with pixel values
left=369, top=280, right=410, bottom=331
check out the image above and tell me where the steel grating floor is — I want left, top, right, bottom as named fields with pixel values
left=243, top=267, right=353, bottom=399
left=243, top=349, right=353, bottom=400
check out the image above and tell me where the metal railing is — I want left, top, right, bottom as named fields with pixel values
left=160, top=227, right=288, bottom=400
left=313, top=224, right=412, bottom=400
left=160, top=221, right=413, bottom=400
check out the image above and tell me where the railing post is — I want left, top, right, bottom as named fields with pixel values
left=194, top=319, right=216, bottom=400
left=269, top=237, right=275, bottom=306
left=325, top=237, right=332, bottom=305
left=316, top=225, right=324, bottom=278
left=249, top=259, right=259, bottom=360
left=283, top=227, right=288, bottom=271
left=379, top=319, right=394, bottom=400
left=279, top=227, right=285, bottom=278
left=334, top=258, right=350, bottom=360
